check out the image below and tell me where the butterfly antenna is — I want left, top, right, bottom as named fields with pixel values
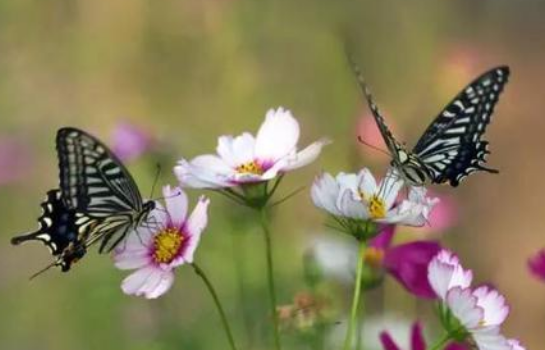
left=149, top=163, right=162, bottom=199
left=357, top=136, right=390, bottom=157
left=29, top=261, right=57, bottom=281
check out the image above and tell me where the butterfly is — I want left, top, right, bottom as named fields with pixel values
left=11, top=127, right=155, bottom=274
left=349, top=60, right=510, bottom=187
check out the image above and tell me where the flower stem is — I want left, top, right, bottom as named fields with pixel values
left=428, top=332, right=452, bottom=350
left=259, top=208, right=282, bottom=350
left=192, top=263, right=239, bottom=350
left=342, top=240, right=367, bottom=350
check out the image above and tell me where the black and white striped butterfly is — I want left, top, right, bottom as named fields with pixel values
left=349, top=61, right=510, bottom=187
left=11, top=127, right=155, bottom=274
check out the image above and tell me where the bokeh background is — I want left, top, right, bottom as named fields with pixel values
left=1, top=0, right=544, bottom=349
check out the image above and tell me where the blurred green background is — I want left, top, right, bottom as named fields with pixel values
left=1, top=0, right=544, bottom=349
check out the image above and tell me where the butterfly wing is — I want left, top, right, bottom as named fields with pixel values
left=412, top=66, right=510, bottom=186
left=56, top=127, right=146, bottom=252
left=11, top=190, right=87, bottom=271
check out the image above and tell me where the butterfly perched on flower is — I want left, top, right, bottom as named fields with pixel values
left=348, top=59, right=510, bottom=187
left=11, top=127, right=155, bottom=275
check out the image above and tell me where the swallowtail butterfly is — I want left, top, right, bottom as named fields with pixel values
left=11, top=127, right=155, bottom=274
left=349, top=60, right=509, bottom=187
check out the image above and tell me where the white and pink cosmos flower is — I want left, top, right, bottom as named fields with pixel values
left=174, top=107, right=330, bottom=189
left=428, top=250, right=525, bottom=350
left=114, top=186, right=209, bottom=299
left=311, top=168, right=438, bottom=227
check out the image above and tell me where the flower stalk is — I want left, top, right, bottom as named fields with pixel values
left=342, top=240, right=367, bottom=350
left=260, top=207, right=282, bottom=350
left=192, top=263, right=239, bottom=350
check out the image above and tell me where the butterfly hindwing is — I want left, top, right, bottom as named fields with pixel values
left=11, top=190, right=87, bottom=271
left=413, top=66, right=509, bottom=186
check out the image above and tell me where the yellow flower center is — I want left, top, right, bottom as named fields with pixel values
left=153, top=228, right=184, bottom=264
left=368, top=195, right=387, bottom=219
left=235, top=161, right=264, bottom=175
left=364, top=247, right=385, bottom=269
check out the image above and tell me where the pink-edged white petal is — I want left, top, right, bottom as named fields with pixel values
left=182, top=196, right=210, bottom=264
left=254, top=107, right=300, bottom=163
left=446, top=287, right=483, bottom=329
left=163, top=185, right=188, bottom=229
left=121, top=266, right=175, bottom=299
left=472, top=327, right=512, bottom=350
left=114, top=249, right=152, bottom=270
left=311, top=173, right=342, bottom=216
left=282, top=138, right=331, bottom=171
left=473, top=286, right=509, bottom=327
left=428, top=250, right=473, bottom=299
left=507, top=339, right=525, bottom=350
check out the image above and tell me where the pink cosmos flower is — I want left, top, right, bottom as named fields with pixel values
left=114, top=186, right=209, bottom=299
left=0, top=137, right=32, bottom=185
left=380, top=322, right=467, bottom=350
left=111, top=121, right=153, bottom=162
left=369, top=226, right=442, bottom=299
left=427, top=250, right=525, bottom=350
left=527, top=249, right=545, bottom=282
left=174, top=107, right=330, bottom=188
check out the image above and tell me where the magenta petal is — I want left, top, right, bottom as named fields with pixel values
left=528, top=249, right=545, bottom=282
left=379, top=331, right=402, bottom=350
left=369, top=225, right=396, bottom=250
left=411, top=323, right=426, bottom=350
left=444, top=342, right=469, bottom=350
left=112, top=122, right=152, bottom=162
left=384, top=241, right=442, bottom=299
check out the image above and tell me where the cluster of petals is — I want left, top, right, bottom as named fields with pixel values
left=174, top=107, right=330, bottom=188
left=427, top=250, right=524, bottom=350
left=311, top=168, right=438, bottom=226
left=114, top=186, right=209, bottom=299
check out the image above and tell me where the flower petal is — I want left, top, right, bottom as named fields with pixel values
left=254, top=107, right=300, bottom=163
left=216, top=133, right=256, bottom=167
left=379, top=331, right=402, bottom=350
left=384, top=241, right=442, bottom=299
left=163, top=185, right=188, bottom=229
left=281, top=138, right=331, bottom=171
left=337, top=188, right=368, bottom=219
left=357, top=168, right=378, bottom=199
left=410, top=323, right=426, bottom=350
left=311, top=172, right=342, bottom=216
left=528, top=249, right=545, bottom=282
left=472, top=327, right=511, bottom=350
left=378, top=168, right=403, bottom=210
left=175, top=156, right=235, bottom=189
left=182, top=196, right=210, bottom=264
left=121, top=266, right=175, bottom=299
left=507, top=339, right=526, bottom=350
left=446, top=287, right=484, bottom=329
left=473, top=286, right=509, bottom=327
left=369, top=225, right=395, bottom=250
left=114, top=248, right=151, bottom=270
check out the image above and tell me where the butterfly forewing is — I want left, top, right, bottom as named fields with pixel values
left=57, top=128, right=144, bottom=214
left=413, top=66, right=509, bottom=186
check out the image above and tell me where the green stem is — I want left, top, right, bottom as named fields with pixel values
left=355, top=296, right=365, bottom=350
left=259, top=208, right=282, bottom=350
left=428, top=332, right=452, bottom=350
left=342, top=241, right=367, bottom=350
left=192, top=263, right=239, bottom=350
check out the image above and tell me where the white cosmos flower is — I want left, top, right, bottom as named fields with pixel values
left=428, top=250, right=526, bottom=350
left=174, top=107, right=330, bottom=189
left=311, top=168, right=438, bottom=226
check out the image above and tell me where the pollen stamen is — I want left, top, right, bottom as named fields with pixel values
left=153, top=228, right=183, bottom=264
left=236, top=161, right=264, bottom=175
left=368, top=195, right=387, bottom=219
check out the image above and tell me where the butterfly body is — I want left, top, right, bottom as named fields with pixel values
left=11, top=127, right=154, bottom=273
left=349, top=59, right=509, bottom=187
